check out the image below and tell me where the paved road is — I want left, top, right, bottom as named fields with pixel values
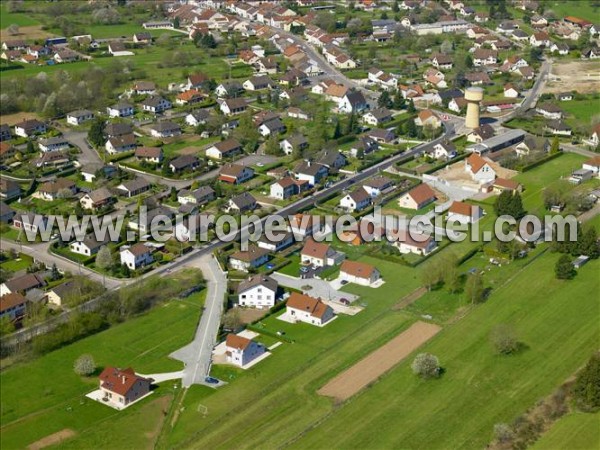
left=62, top=130, right=104, bottom=167
left=271, top=272, right=358, bottom=302
left=170, top=254, right=227, bottom=387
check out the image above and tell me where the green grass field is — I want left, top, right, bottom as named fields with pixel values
left=290, top=253, right=600, bottom=449
left=531, top=412, right=600, bottom=450
left=560, top=96, right=600, bottom=131
left=0, top=253, right=33, bottom=272
left=0, top=290, right=205, bottom=449
left=0, top=4, right=40, bottom=28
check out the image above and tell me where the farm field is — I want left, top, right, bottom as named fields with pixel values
left=0, top=290, right=205, bottom=449
left=560, top=96, right=600, bottom=130
left=290, top=252, right=600, bottom=449
left=531, top=412, right=600, bottom=450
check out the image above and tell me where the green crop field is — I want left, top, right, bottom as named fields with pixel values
left=0, top=290, right=205, bottom=449
left=290, top=253, right=600, bottom=449
left=531, top=412, right=600, bottom=450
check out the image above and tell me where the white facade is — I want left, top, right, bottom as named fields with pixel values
left=238, top=284, right=277, bottom=308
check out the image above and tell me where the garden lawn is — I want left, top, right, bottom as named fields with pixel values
left=531, top=412, right=600, bottom=450
left=0, top=291, right=205, bottom=449
left=560, top=96, right=600, bottom=131
left=0, top=253, right=33, bottom=271
left=291, top=253, right=600, bottom=449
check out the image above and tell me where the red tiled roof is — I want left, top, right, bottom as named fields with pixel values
left=99, top=367, right=149, bottom=396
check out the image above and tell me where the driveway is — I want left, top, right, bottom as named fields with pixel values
left=271, top=272, right=358, bottom=303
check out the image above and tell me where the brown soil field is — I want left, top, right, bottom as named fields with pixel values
left=545, top=60, right=600, bottom=94
left=0, top=112, right=42, bottom=126
left=317, top=321, right=441, bottom=401
left=27, top=429, right=76, bottom=450
left=0, top=26, right=56, bottom=43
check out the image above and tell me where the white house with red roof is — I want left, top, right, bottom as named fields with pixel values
left=447, top=201, right=484, bottom=224
left=300, top=238, right=344, bottom=267
left=465, top=154, right=496, bottom=184
left=285, top=292, right=334, bottom=326
left=339, top=260, right=380, bottom=286
left=225, top=334, right=266, bottom=367
left=97, top=367, right=151, bottom=409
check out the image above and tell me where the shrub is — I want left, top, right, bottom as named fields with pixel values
left=490, top=324, right=520, bottom=355
left=73, top=354, right=96, bottom=376
left=411, top=353, right=441, bottom=379
left=573, top=352, right=600, bottom=412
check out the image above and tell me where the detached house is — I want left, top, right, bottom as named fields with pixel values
left=117, top=177, right=150, bottom=198
left=185, top=109, right=210, bottom=127
left=243, top=75, right=274, bottom=91
left=178, top=186, right=215, bottom=206
left=447, top=201, right=484, bottom=224
left=280, top=134, right=308, bottom=155
left=340, top=189, right=371, bottom=212
left=286, top=292, right=334, bottom=326
left=229, top=246, right=270, bottom=272
left=536, top=103, right=563, bottom=120
left=339, top=91, right=368, bottom=114
left=176, top=89, right=206, bottom=106
left=98, top=367, right=151, bottom=408
left=106, top=134, right=136, bottom=154
left=35, top=178, right=77, bottom=201
left=465, top=153, right=496, bottom=184
left=225, top=334, right=266, bottom=367
left=226, top=192, right=257, bottom=213
left=293, top=161, right=329, bottom=186
left=67, top=110, right=94, bottom=126
left=340, top=260, right=380, bottom=286
left=39, top=136, right=69, bottom=153
left=237, top=275, right=278, bottom=308
left=80, top=187, right=114, bottom=210
left=149, top=121, right=181, bottom=138
left=473, top=48, right=498, bottom=66
left=169, top=155, right=200, bottom=173
left=530, top=31, right=551, bottom=47
left=415, top=110, right=442, bottom=128
left=362, top=108, right=393, bottom=127
left=300, top=238, right=344, bottom=267
left=120, top=243, right=154, bottom=270
left=14, top=119, right=46, bottom=137
left=70, top=235, right=109, bottom=257
left=270, top=177, right=309, bottom=200
left=206, top=138, right=242, bottom=160
left=107, top=101, right=134, bottom=118
left=399, top=183, right=437, bottom=210
left=393, top=231, right=438, bottom=256
left=219, top=164, right=254, bottom=184
left=220, top=98, right=248, bottom=116
left=135, top=147, right=163, bottom=164
left=140, top=96, right=172, bottom=114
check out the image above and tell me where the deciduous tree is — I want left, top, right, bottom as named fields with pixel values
left=411, top=353, right=441, bottom=379
left=73, top=354, right=96, bottom=376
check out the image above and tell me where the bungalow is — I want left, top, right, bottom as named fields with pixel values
left=287, top=107, right=310, bottom=120
left=464, top=71, right=491, bottom=85
left=339, top=260, right=380, bottom=286
left=237, top=275, right=278, bottom=308
left=117, top=178, right=150, bottom=198
left=219, top=164, right=254, bottom=184
left=220, top=98, right=248, bottom=116
left=545, top=120, right=572, bottom=136
left=530, top=31, right=551, bottom=47
left=107, top=101, right=134, bottom=118
left=14, top=119, right=46, bottom=137
left=135, top=147, right=163, bottom=164
left=243, top=75, right=274, bottom=91
left=105, top=122, right=133, bottom=138
left=535, top=103, right=563, bottom=120
left=215, top=81, right=244, bottom=98
left=399, top=183, right=436, bottom=210
left=108, top=41, right=132, bottom=56
left=226, top=192, right=257, bottom=213
left=120, top=243, right=154, bottom=270
left=492, top=178, right=523, bottom=194
left=257, top=231, right=295, bottom=253
left=430, top=141, right=457, bottom=159
left=289, top=214, right=322, bottom=238
left=178, top=185, right=215, bottom=207
left=133, top=32, right=152, bottom=44
left=140, top=96, right=171, bottom=114
left=270, top=177, right=309, bottom=200
left=473, top=48, right=498, bottom=66
left=0, top=273, right=45, bottom=297
left=185, top=109, right=210, bottom=127
left=393, top=230, right=438, bottom=256
left=293, top=161, right=329, bottom=186
left=318, top=150, right=347, bottom=171
left=340, top=189, right=372, bottom=212
left=132, top=81, right=156, bottom=95
left=149, top=121, right=181, bottom=138
left=0, top=124, right=11, bottom=141
left=280, top=134, right=308, bottom=156
left=504, top=84, right=519, bottom=98
left=54, top=48, right=79, bottom=63
left=447, top=201, right=484, bottom=224
left=35, top=178, right=77, bottom=201
left=12, top=213, right=48, bottom=233
left=362, top=108, right=393, bottom=127
left=339, top=91, right=368, bottom=114
left=170, top=155, right=200, bottom=173
left=0, top=292, right=27, bottom=320
left=229, top=246, right=270, bottom=272
left=286, top=292, right=334, bottom=326
left=582, top=156, right=600, bottom=178
left=467, top=124, right=495, bottom=143
left=39, top=136, right=70, bottom=153
left=431, top=53, right=453, bottom=70
left=80, top=187, right=114, bottom=210
left=225, top=334, right=266, bottom=367
left=366, top=128, right=396, bottom=144
left=206, top=138, right=242, bottom=160
left=465, top=153, right=496, bottom=183
left=66, top=110, right=94, bottom=126
left=176, top=89, right=206, bottom=105
left=362, top=176, right=393, bottom=197
left=258, top=118, right=286, bottom=137
left=70, top=234, right=109, bottom=257
left=185, top=73, right=209, bottom=90
left=98, top=367, right=151, bottom=408
left=300, top=238, right=344, bottom=267
left=106, top=134, right=136, bottom=154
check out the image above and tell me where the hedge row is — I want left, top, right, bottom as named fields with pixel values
left=520, top=151, right=563, bottom=172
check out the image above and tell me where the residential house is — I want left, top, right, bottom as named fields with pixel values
left=0, top=292, right=27, bottom=320
left=258, top=118, right=286, bottom=137
left=140, top=96, right=172, bottom=114
left=492, top=178, right=523, bottom=194
left=366, top=128, right=396, bottom=144
left=116, top=178, right=150, bottom=197
left=215, top=81, right=244, bottom=98
left=467, top=124, right=495, bottom=143
left=504, top=84, right=519, bottom=98
left=545, top=120, right=572, bottom=136
left=300, top=238, right=344, bottom=267
left=415, top=110, right=442, bottom=128
left=280, top=134, right=308, bottom=155
left=12, top=213, right=48, bottom=233
left=185, top=109, right=210, bottom=127
left=105, top=122, right=133, bottom=138
left=393, top=230, right=438, bottom=255
left=286, top=107, right=310, bottom=120
left=107, top=101, right=134, bottom=118
left=270, top=177, right=309, bottom=200
left=465, top=153, right=496, bottom=183
left=149, top=121, right=181, bottom=138
left=120, top=243, right=154, bottom=270
left=0, top=178, right=21, bottom=201
left=430, top=141, right=457, bottom=159
left=98, top=367, right=151, bottom=408
left=135, top=147, right=163, bottom=164
left=39, top=136, right=70, bottom=153
left=339, top=91, right=368, bottom=114
left=515, top=135, right=550, bottom=157
left=293, top=161, right=329, bottom=186
left=0, top=273, right=45, bottom=297
left=362, top=176, right=393, bottom=197
left=53, top=48, right=79, bottom=63
left=80, top=187, right=114, bottom=210
left=132, top=81, right=156, bottom=95
left=237, top=274, right=278, bottom=308
left=174, top=213, right=213, bottom=241
left=0, top=142, right=14, bottom=160
left=106, top=134, right=136, bottom=154
left=431, top=53, right=454, bottom=70
left=449, top=97, right=468, bottom=113
left=70, top=234, right=109, bottom=257
left=225, top=334, right=266, bottom=367
left=257, top=231, right=295, bottom=253
left=399, top=183, right=436, bottom=210
left=0, top=201, right=15, bottom=223
left=362, top=108, right=393, bottom=127
left=226, top=192, right=257, bottom=213
left=464, top=71, right=492, bottom=85
left=170, top=155, right=200, bottom=173
left=186, top=73, right=209, bottom=90
left=473, top=48, right=498, bottom=66
left=67, top=110, right=94, bottom=126
left=0, top=123, right=11, bottom=141
left=14, top=119, right=46, bottom=137
left=582, top=156, right=600, bottom=178
left=289, top=214, right=322, bottom=238
left=536, top=103, right=564, bottom=120
left=219, top=164, right=254, bottom=184
left=206, top=138, right=242, bottom=160
left=176, top=89, right=206, bottom=106
left=286, top=292, right=334, bottom=326
left=318, top=150, right=346, bottom=171
left=133, top=32, right=152, bottom=44
left=447, top=201, right=484, bottom=224
left=243, top=75, right=274, bottom=91
left=108, top=41, right=132, bottom=56
left=557, top=92, right=574, bottom=101
left=550, top=42, right=570, bottom=55
left=349, top=136, right=379, bottom=158
left=530, top=31, right=551, bottom=47
left=340, top=189, right=372, bottom=212
left=220, top=98, right=248, bottom=116
left=178, top=186, right=215, bottom=206
left=35, top=178, right=77, bottom=201
left=229, top=246, right=270, bottom=272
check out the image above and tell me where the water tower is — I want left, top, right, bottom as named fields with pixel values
left=464, top=87, right=484, bottom=129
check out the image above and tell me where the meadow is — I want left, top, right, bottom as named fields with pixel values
left=0, top=4, right=40, bottom=29
left=531, top=412, right=600, bottom=449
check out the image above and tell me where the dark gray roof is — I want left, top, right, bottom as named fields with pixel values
left=237, top=274, right=278, bottom=294
left=231, top=192, right=257, bottom=209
